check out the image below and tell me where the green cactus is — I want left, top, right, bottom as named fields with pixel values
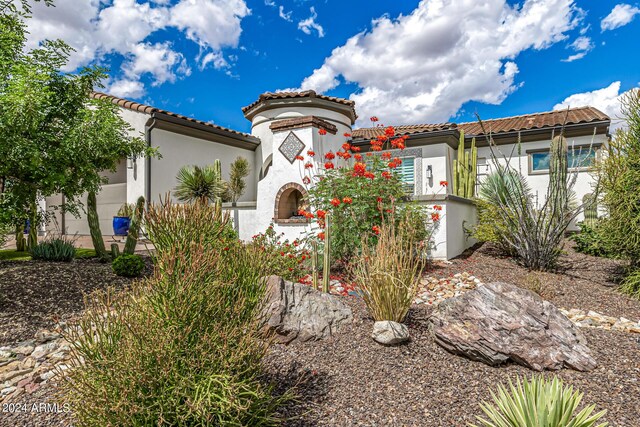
left=322, top=213, right=331, bottom=293
left=111, top=243, right=120, bottom=259
left=15, top=224, right=26, bottom=252
left=582, top=193, right=598, bottom=226
left=124, top=196, right=145, bottom=255
left=549, top=135, right=569, bottom=219
left=87, top=191, right=108, bottom=261
left=452, top=130, right=477, bottom=198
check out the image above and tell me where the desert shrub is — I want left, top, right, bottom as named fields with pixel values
left=353, top=221, right=423, bottom=322
left=471, top=376, right=608, bottom=427
left=620, top=269, right=640, bottom=300
left=249, top=223, right=309, bottom=281
left=597, top=89, right=640, bottom=267
left=29, top=237, right=75, bottom=262
left=63, top=241, right=290, bottom=426
left=570, top=221, right=610, bottom=257
left=144, top=196, right=238, bottom=260
left=520, top=272, right=554, bottom=300
left=471, top=136, right=580, bottom=271
left=112, top=254, right=145, bottom=278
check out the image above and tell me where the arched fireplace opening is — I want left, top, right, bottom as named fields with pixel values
left=274, top=183, right=309, bottom=224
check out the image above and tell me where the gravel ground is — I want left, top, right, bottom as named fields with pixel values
left=2, top=243, right=639, bottom=426
left=0, top=257, right=152, bottom=346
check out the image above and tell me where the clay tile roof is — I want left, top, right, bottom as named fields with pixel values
left=242, top=90, right=356, bottom=118
left=270, top=116, right=338, bottom=134
left=351, top=123, right=456, bottom=140
left=458, top=106, right=609, bottom=136
left=91, top=92, right=255, bottom=139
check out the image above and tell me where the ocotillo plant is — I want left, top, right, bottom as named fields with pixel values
left=549, top=135, right=568, bottom=223
left=322, top=214, right=331, bottom=293
left=311, top=239, right=319, bottom=290
left=452, top=130, right=477, bottom=198
left=87, top=191, right=108, bottom=261
left=124, top=196, right=145, bottom=255
left=213, top=158, right=223, bottom=211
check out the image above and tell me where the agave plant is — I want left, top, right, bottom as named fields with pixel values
left=471, top=376, right=608, bottom=427
left=174, top=164, right=227, bottom=205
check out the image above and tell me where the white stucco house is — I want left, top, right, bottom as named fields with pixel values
left=46, top=90, right=610, bottom=259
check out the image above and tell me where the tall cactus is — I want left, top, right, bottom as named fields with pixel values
left=582, top=193, right=598, bottom=226
left=87, top=191, right=108, bottom=261
left=549, top=135, right=568, bottom=221
left=322, top=213, right=331, bottom=293
left=124, top=196, right=145, bottom=255
left=452, top=130, right=477, bottom=198
left=311, top=239, right=319, bottom=290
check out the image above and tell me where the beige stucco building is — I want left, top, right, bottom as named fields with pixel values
left=46, top=91, right=610, bottom=260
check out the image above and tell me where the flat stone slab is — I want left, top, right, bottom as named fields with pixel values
left=429, top=282, right=597, bottom=371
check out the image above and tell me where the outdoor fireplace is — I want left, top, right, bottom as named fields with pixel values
left=274, top=183, right=309, bottom=224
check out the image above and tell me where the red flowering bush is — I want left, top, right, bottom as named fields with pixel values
left=249, top=223, right=308, bottom=281
left=295, top=118, right=440, bottom=261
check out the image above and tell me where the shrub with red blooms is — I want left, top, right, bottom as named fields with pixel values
left=294, top=122, right=439, bottom=261
left=249, top=223, right=309, bottom=281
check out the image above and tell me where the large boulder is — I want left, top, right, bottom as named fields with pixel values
left=429, top=282, right=597, bottom=371
left=264, top=276, right=353, bottom=343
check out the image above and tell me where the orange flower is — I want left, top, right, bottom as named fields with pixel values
left=295, top=155, right=304, bottom=161
left=365, top=152, right=373, bottom=157
left=381, top=171, right=392, bottom=179
left=431, top=212, right=441, bottom=222
left=388, top=162, right=397, bottom=169
left=353, top=162, right=367, bottom=176
left=318, top=128, right=327, bottom=135
left=317, top=209, right=326, bottom=219
left=371, top=145, right=382, bottom=151
left=343, top=132, right=351, bottom=137
left=342, top=197, right=353, bottom=204
left=307, top=150, right=315, bottom=157
left=324, top=161, right=335, bottom=169
left=370, top=116, right=379, bottom=122
left=343, top=152, right=352, bottom=160
left=304, top=162, right=313, bottom=169
left=318, top=232, right=325, bottom=240
left=330, top=198, right=341, bottom=207
left=440, top=180, right=448, bottom=187
left=384, top=126, right=395, bottom=136
left=376, top=197, right=383, bottom=203
left=372, top=225, right=381, bottom=234
left=342, top=143, right=351, bottom=151
left=351, top=146, right=361, bottom=152
left=302, top=176, right=311, bottom=184
left=364, top=171, right=375, bottom=179
left=324, top=151, right=335, bottom=160
left=381, top=152, right=392, bottom=160
left=433, top=205, right=442, bottom=211
left=397, top=142, right=405, bottom=150
left=354, top=153, right=362, bottom=161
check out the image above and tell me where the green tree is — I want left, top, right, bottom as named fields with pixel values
left=0, top=7, right=155, bottom=253
left=598, top=89, right=640, bottom=268
left=226, top=156, right=250, bottom=203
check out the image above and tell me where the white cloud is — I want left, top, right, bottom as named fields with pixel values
left=200, top=51, right=230, bottom=70
left=601, top=4, right=640, bottom=31
left=562, top=35, right=593, bottom=62
left=23, top=0, right=250, bottom=96
left=299, top=0, right=582, bottom=126
left=298, top=6, right=324, bottom=37
left=279, top=5, right=293, bottom=22
left=122, top=42, right=191, bottom=86
left=107, top=78, right=146, bottom=98
left=170, top=0, right=250, bottom=51
left=553, top=81, right=634, bottom=131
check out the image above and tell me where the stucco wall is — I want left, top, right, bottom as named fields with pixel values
left=149, top=128, right=258, bottom=204
left=118, top=108, right=150, bottom=204
left=475, top=133, right=607, bottom=225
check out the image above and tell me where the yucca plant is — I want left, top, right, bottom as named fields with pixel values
left=174, top=163, right=227, bottom=205
left=471, top=376, right=608, bottom=427
left=352, top=220, right=423, bottom=322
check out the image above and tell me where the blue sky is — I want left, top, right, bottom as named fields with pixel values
left=24, top=0, right=640, bottom=132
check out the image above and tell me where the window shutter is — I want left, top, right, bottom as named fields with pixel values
left=399, top=157, right=415, bottom=193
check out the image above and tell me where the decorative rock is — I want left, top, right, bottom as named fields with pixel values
left=430, top=282, right=597, bottom=371
left=1, top=387, right=16, bottom=397
left=0, top=349, right=14, bottom=361
left=371, top=321, right=410, bottom=345
left=264, top=276, right=353, bottom=343
left=12, top=341, right=35, bottom=356
left=34, top=330, right=60, bottom=344
left=31, top=342, right=59, bottom=360
left=414, top=273, right=481, bottom=305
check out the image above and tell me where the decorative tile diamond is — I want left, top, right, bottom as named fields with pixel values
left=279, top=132, right=305, bottom=164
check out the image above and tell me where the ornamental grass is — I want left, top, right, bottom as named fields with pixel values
left=62, top=201, right=291, bottom=426
left=353, top=220, right=423, bottom=323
